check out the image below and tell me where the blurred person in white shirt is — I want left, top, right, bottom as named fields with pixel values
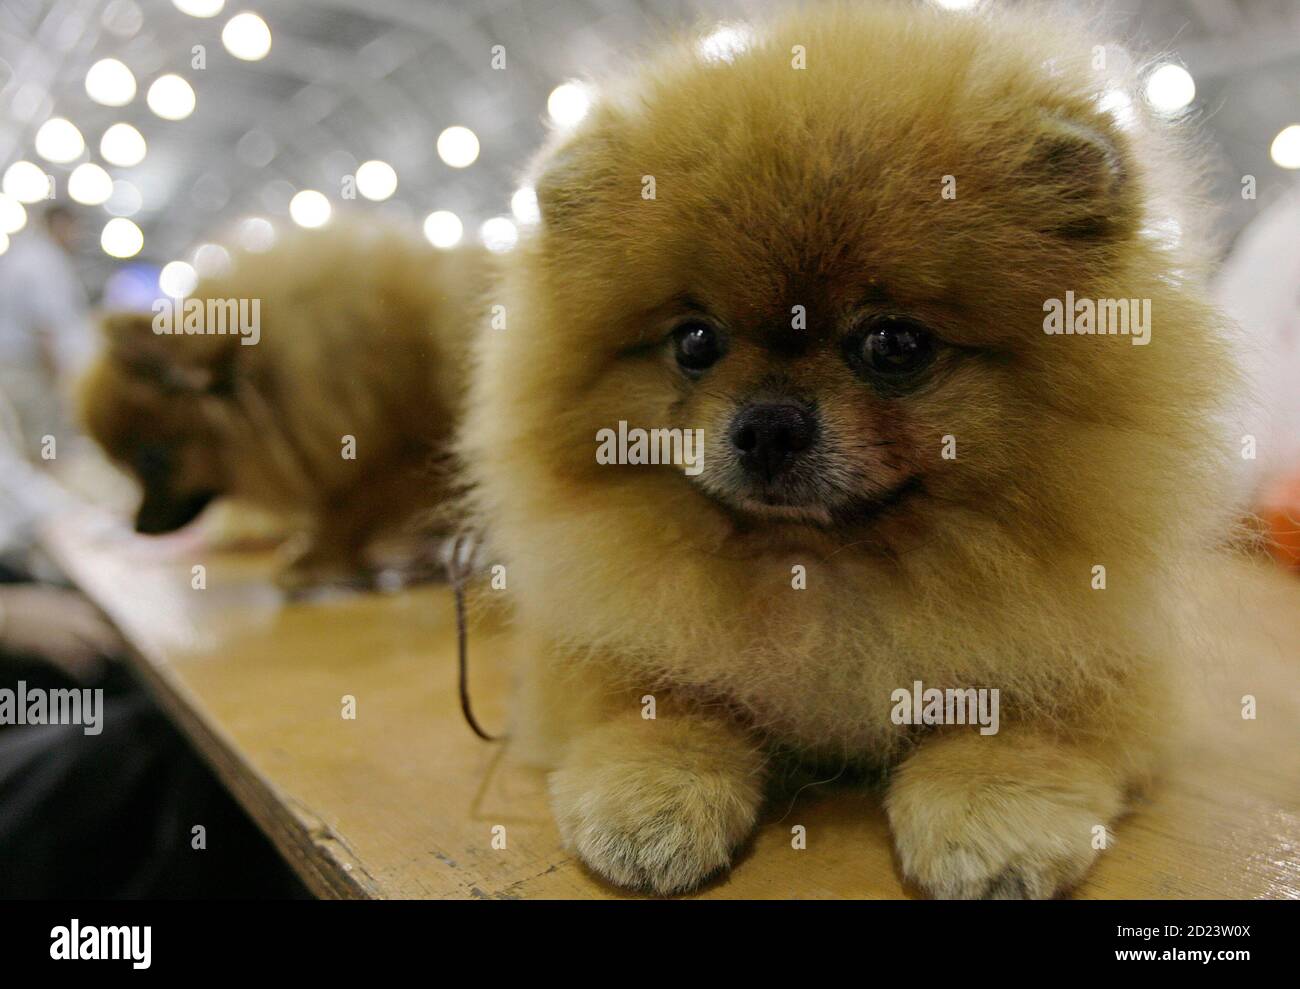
left=0, top=204, right=95, bottom=463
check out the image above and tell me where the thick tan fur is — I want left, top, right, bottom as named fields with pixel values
left=81, top=225, right=488, bottom=588
left=460, top=2, right=1245, bottom=898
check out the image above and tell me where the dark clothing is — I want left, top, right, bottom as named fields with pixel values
left=0, top=600, right=309, bottom=898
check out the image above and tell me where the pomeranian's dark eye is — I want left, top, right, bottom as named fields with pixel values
left=672, top=320, right=725, bottom=374
left=852, top=317, right=935, bottom=378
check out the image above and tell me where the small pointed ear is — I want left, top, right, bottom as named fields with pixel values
left=533, top=141, right=587, bottom=229
left=532, top=108, right=624, bottom=231
left=98, top=310, right=229, bottom=394
left=1026, top=116, right=1134, bottom=239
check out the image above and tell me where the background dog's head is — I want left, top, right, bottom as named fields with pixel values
left=79, top=312, right=237, bottom=534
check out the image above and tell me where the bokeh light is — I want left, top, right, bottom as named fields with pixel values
left=3, top=161, right=52, bottom=203
left=85, top=58, right=136, bottom=106
left=34, top=117, right=84, bottom=163
left=238, top=216, right=276, bottom=252
left=68, top=163, right=114, bottom=205
left=147, top=74, right=196, bottom=120
left=547, top=82, right=591, bottom=127
left=480, top=216, right=518, bottom=253
left=1270, top=124, right=1300, bottom=169
left=159, top=260, right=199, bottom=297
left=0, top=194, right=27, bottom=235
left=510, top=186, right=540, bottom=225
left=423, top=210, right=462, bottom=249
left=105, top=179, right=143, bottom=217
left=356, top=160, right=397, bottom=201
left=173, top=0, right=224, bottom=16
left=193, top=242, right=232, bottom=277
left=1145, top=63, right=1195, bottom=113
left=289, top=190, right=331, bottom=228
left=436, top=126, right=479, bottom=168
left=222, top=12, right=272, bottom=61
left=100, top=123, right=147, bottom=166
left=101, top=216, right=144, bottom=258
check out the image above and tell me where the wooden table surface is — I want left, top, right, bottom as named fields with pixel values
left=41, top=509, right=1300, bottom=899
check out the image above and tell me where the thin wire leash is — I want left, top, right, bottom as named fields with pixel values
left=440, top=530, right=500, bottom=742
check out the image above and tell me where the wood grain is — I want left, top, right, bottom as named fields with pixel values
left=41, top=509, right=1299, bottom=899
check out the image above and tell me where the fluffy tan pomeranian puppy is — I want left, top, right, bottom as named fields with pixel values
left=81, top=226, right=486, bottom=589
left=459, top=3, right=1243, bottom=897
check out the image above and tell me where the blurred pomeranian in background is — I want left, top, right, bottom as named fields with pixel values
left=81, top=226, right=486, bottom=590
left=461, top=2, right=1244, bottom=897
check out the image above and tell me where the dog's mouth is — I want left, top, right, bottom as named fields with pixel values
left=731, top=496, right=836, bottom=526
left=697, top=474, right=923, bottom=531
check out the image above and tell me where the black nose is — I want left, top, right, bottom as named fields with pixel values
left=134, top=489, right=217, bottom=535
left=730, top=403, right=817, bottom=481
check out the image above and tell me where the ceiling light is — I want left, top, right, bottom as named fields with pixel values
left=547, top=82, right=591, bottom=127
left=101, top=217, right=143, bottom=258
left=102, top=0, right=144, bottom=37
left=510, top=186, right=540, bottom=225
left=105, top=179, right=143, bottom=217
left=1269, top=124, right=1300, bottom=169
left=436, top=126, right=479, bottom=168
left=173, top=0, right=224, bottom=16
left=193, top=242, right=231, bottom=277
left=423, top=210, right=462, bottom=249
left=68, top=163, right=114, bottom=205
left=697, top=25, right=751, bottom=62
left=289, top=190, right=330, bottom=228
left=34, top=117, right=85, bottom=163
left=159, top=260, right=198, bottom=297
left=238, top=217, right=275, bottom=252
left=480, top=216, right=518, bottom=253
left=355, top=159, right=397, bottom=201
left=3, top=161, right=52, bottom=203
left=0, top=195, right=27, bottom=235
left=147, top=74, right=196, bottom=120
left=222, top=12, right=272, bottom=61
left=100, top=123, right=147, bottom=166
left=1144, top=63, right=1195, bottom=113
left=85, top=58, right=137, bottom=106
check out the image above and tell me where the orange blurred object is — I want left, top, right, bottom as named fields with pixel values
left=1260, top=471, right=1300, bottom=570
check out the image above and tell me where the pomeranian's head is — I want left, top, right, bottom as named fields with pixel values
left=79, top=311, right=237, bottom=534
left=463, top=4, right=1241, bottom=682
left=82, top=226, right=485, bottom=540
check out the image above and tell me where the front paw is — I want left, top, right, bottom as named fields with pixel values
left=275, top=559, right=369, bottom=598
left=885, top=734, right=1124, bottom=899
left=274, top=536, right=370, bottom=597
left=549, top=719, right=765, bottom=895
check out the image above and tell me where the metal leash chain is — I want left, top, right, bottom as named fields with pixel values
left=440, top=529, right=499, bottom=742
